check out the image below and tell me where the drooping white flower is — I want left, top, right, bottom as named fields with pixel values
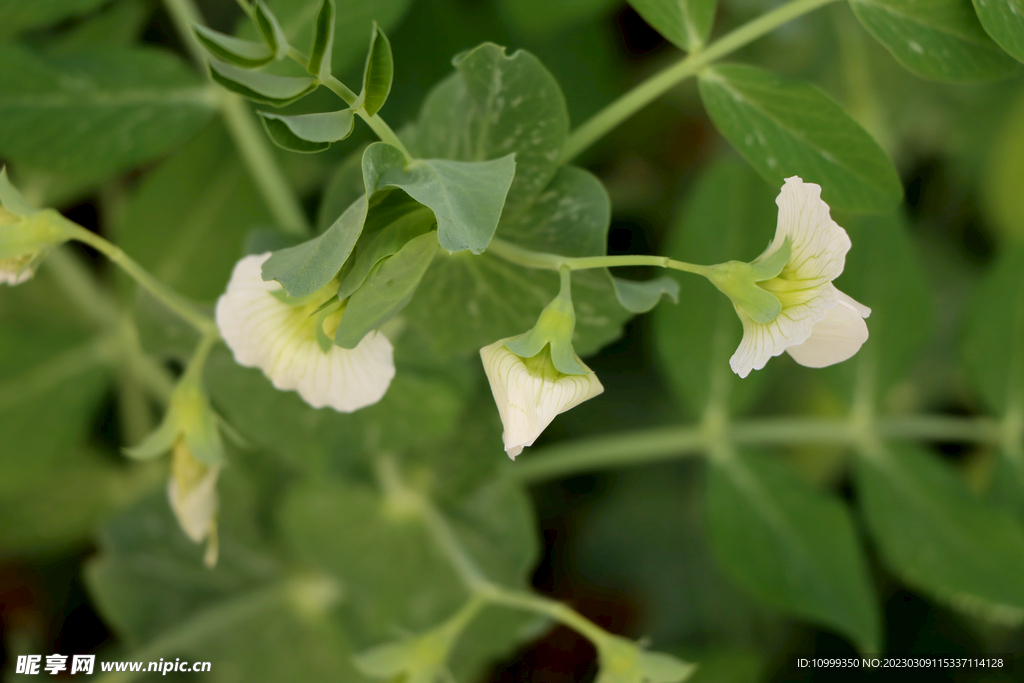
left=728, top=177, right=871, bottom=378
left=168, top=440, right=221, bottom=568
left=215, top=253, right=395, bottom=412
left=480, top=340, right=604, bottom=459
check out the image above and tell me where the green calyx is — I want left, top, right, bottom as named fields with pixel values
left=124, top=375, right=225, bottom=466
left=705, top=237, right=791, bottom=324
left=0, top=170, right=74, bottom=261
left=504, top=269, right=590, bottom=376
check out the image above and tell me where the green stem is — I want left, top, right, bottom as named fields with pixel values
left=558, top=0, right=843, bottom=163
left=509, top=415, right=1004, bottom=483
left=65, top=222, right=218, bottom=337
left=480, top=585, right=611, bottom=646
left=487, top=237, right=711, bottom=276
left=161, top=0, right=311, bottom=237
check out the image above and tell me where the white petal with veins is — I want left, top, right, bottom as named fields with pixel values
left=216, top=253, right=395, bottom=413
left=786, top=290, right=871, bottom=368
left=481, top=340, right=604, bottom=459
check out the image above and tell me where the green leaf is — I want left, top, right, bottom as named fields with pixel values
left=610, top=275, right=680, bottom=313
left=973, top=0, right=1024, bottom=62
left=359, top=23, right=394, bottom=117
left=707, top=450, right=880, bottom=652
left=575, top=467, right=764, bottom=645
left=208, top=57, right=318, bottom=107
left=334, top=232, right=438, bottom=348
left=115, top=122, right=273, bottom=301
left=849, top=0, right=1018, bottom=81
left=820, top=212, right=932, bottom=402
left=307, top=0, right=335, bottom=79
left=409, top=42, right=570, bottom=221
left=262, top=194, right=368, bottom=298
left=362, top=142, right=516, bottom=254
left=698, top=64, right=902, bottom=213
left=259, top=109, right=354, bottom=153
left=0, top=0, right=107, bottom=37
left=628, top=0, right=718, bottom=51
left=0, top=45, right=215, bottom=181
left=857, top=444, right=1024, bottom=625
left=195, top=25, right=275, bottom=68
left=255, top=0, right=289, bottom=60
left=281, top=474, right=536, bottom=640
left=406, top=166, right=633, bottom=357
left=963, top=245, right=1024, bottom=413
left=237, top=0, right=413, bottom=76
left=86, top=482, right=370, bottom=679
left=655, top=158, right=778, bottom=416
left=43, top=0, right=150, bottom=56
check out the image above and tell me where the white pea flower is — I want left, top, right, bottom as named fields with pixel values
left=480, top=340, right=604, bottom=459
left=727, top=177, right=871, bottom=378
left=215, top=253, right=395, bottom=412
left=168, top=440, right=221, bottom=568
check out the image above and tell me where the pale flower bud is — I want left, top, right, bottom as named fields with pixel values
left=480, top=340, right=604, bottom=459
left=168, top=440, right=220, bottom=567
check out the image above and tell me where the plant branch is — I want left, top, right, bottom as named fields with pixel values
left=558, top=0, right=843, bottom=163
left=509, top=414, right=1005, bottom=483
left=161, top=0, right=311, bottom=236
left=63, top=221, right=218, bottom=338
left=486, top=237, right=712, bottom=276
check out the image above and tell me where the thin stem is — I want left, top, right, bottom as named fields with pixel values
left=558, top=0, right=843, bottom=163
left=487, top=237, right=712, bottom=276
left=161, top=0, right=311, bottom=237
left=510, top=415, right=1004, bottom=483
left=65, top=222, right=218, bottom=337
left=480, top=585, right=611, bottom=646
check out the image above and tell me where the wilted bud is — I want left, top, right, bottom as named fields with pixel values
left=168, top=440, right=220, bottom=568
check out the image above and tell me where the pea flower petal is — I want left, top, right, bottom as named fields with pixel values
left=729, top=177, right=871, bottom=378
left=215, top=253, right=395, bottom=412
left=480, top=340, right=604, bottom=459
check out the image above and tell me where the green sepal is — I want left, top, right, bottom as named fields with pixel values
left=254, top=0, right=289, bottom=61
left=337, top=202, right=434, bottom=299
left=750, top=237, right=790, bottom=281
left=357, top=22, right=394, bottom=117
left=262, top=193, right=368, bottom=298
left=596, top=635, right=696, bottom=683
left=706, top=261, right=782, bottom=324
left=609, top=273, right=680, bottom=313
left=123, top=409, right=179, bottom=460
left=193, top=25, right=274, bottom=68
left=0, top=167, right=39, bottom=217
left=0, top=209, right=72, bottom=260
left=307, top=0, right=336, bottom=79
left=208, top=58, right=318, bottom=107
left=504, top=290, right=590, bottom=376
left=333, top=231, right=438, bottom=349
left=258, top=109, right=354, bottom=153
left=313, top=299, right=344, bottom=353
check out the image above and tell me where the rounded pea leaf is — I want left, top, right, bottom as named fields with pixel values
left=359, top=23, right=394, bottom=117
left=628, top=0, right=718, bottom=51
left=409, top=43, right=570, bottom=221
left=258, top=109, right=355, bottom=153
left=857, top=445, right=1024, bottom=624
left=208, top=58, right=318, bottom=107
left=254, top=0, right=289, bottom=60
left=708, top=451, right=881, bottom=653
left=972, top=0, right=1024, bottom=63
left=849, top=0, right=1018, bottom=81
left=195, top=25, right=275, bottom=68
left=698, top=64, right=902, bottom=213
